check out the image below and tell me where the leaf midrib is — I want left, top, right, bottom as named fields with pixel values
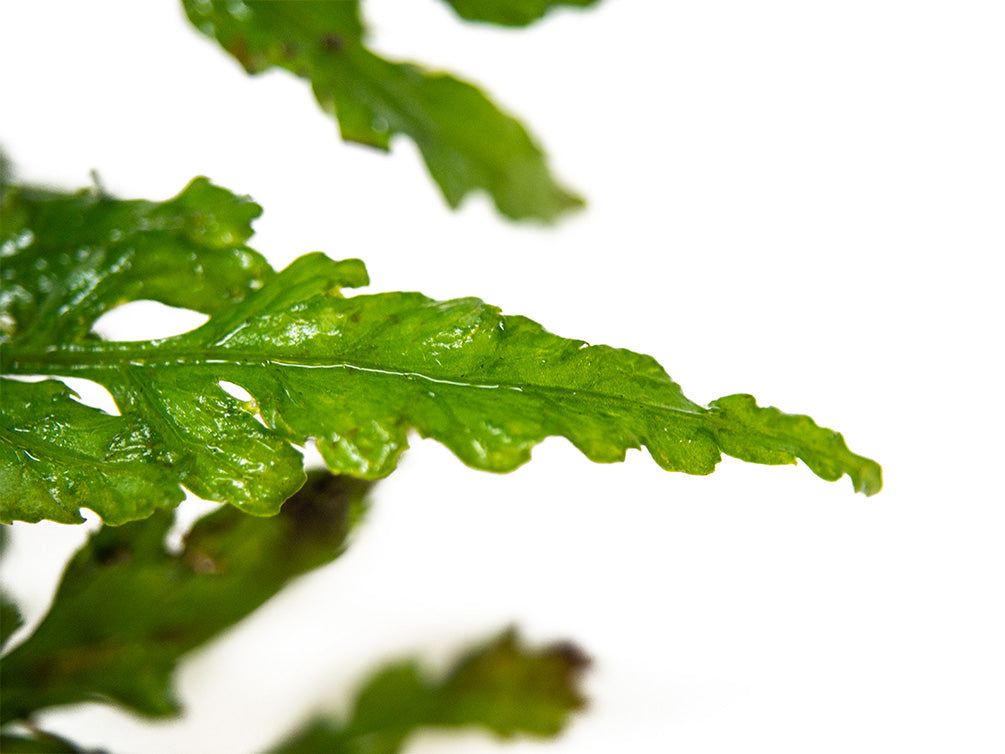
left=2, top=343, right=711, bottom=421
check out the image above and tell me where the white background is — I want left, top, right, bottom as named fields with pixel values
left=2, top=0, right=1004, bottom=752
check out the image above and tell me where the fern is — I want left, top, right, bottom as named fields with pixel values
left=0, top=178, right=880, bottom=526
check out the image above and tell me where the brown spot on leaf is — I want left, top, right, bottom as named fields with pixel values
left=185, top=549, right=220, bottom=575
left=546, top=640, right=593, bottom=674
left=226, top=36, right=254, bottom=72
left=320, top=33, right=344, bottom=52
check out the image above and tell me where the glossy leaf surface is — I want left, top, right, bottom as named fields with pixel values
left=442, top=0, right=600, bottom=26
left=0, top=378, right=184, bottom=524
left=180, top=0, right=583, bottom=222
left=0, top=472, right=372, bottom=722
left=3, top=252, right=881, bottom=523
left=274, top=628, right=590, bottom=753
left=0, top=178, right=275, bottom=523
left=0, top=178, right=880, bottom=525
left=0, top=178, right=272, bottom=348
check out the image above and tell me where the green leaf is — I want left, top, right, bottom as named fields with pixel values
left=0, top=731, right=105, bottom=754
left=273, top=628, right=590, bottom=753
left=0, top=378, right=184, bottom=524
left=0, top=178, right=880, bottom=525
left=0, top=472, right=372, bottom=722
left=709, top=394, right=881, bottom=490
left=0, top=178, right=283, bottom=524
left=442, top=0, right=601, bottom=27
left=0, top=177, right=272, bottom=348
left=0, top=524, right=16, bottom=653
left=180, top=0, right=584, bottom=222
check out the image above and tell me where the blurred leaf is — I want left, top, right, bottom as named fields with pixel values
left=180, top=0, right=583, bottom=222
left=1, top=590, right=22, bottom=652
left=0, top=472, right=372, bottom=723
left=1, top=525, right=23, bottom=652
left=0, top=731, right=106, bottom=754
left=442, top=0, right=600, bottom=26
left=274, top=628, right=590, bottom=753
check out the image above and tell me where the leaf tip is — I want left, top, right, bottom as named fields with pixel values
left=709, top=393, right=882, bottom=496
left=855, top=458, right=883, bottom=496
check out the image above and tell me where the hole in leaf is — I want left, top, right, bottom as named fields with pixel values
left=60, top=376, right=120, bottom=416
left=301, top=437, right=327, bottom=470
left=218, top=380, right=254, bottom=403
left=215, top=384, right=271, bottom=430
left=3, top=374, right=119, bottom=415
left=91, top=300, right=209, bottom=341
left=218, top=380, right=271, bottom=428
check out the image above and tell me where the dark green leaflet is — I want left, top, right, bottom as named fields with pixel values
left=180, top=0, right=584, bottom=222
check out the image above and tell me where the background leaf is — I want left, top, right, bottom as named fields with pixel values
left=441, top=0, right=600, bottom=27
left=0, top=731, right=106, bottom=754
left=273, top=628, right=590, bottom=753
left=0, top=524, right=20, bottom=653
left=180, top=0, right=584, bottom=222
left=0, top=472, right=372, bottom=723
left=1, top=591, right=22, bottom=653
